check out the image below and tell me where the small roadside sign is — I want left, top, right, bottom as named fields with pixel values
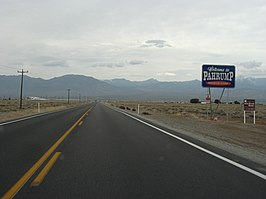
left=244, top=99, right=255, bottom=111
left=243, top=99, right=256, bottom=124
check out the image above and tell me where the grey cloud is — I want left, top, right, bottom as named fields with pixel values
left=236, top=61, right=266, bottom=78
left=41, top=60, right=68, bottom=67
left=32, top=56, right=69, bottom=67
left=7, top=62, right=23, bottom=67
left=238, top=69, right=266, bottom=78
left=129, top=60, right=147, bottom=65
left=91, top=60, right=147, bottom=68
left=141, top=40, right=172, bottom=48
left=91, top=62, right=125, bottom=68
left=237, top=61, right=263, bottom=69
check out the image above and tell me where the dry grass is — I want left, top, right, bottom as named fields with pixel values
left=0, top=99, right=89, bottom=122
left=109, top=101, right=266, bottom=125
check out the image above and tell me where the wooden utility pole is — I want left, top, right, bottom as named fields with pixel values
left=67, top=89, right=71, bottom=104
left=18, top=69, right=28, bottom=109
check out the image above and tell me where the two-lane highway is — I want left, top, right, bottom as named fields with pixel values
left=1, top=103, right=266, bottom=198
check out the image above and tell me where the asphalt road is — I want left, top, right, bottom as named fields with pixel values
left=1, top=103, right=266, bottom=199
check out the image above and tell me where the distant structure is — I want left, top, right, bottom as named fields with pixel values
left=26, top=96, right=47, bottom=100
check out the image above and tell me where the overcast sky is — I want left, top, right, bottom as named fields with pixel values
left=0, top=0, right=266, bottom=81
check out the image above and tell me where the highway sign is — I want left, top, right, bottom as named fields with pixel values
left=202, top=65, right=235, bottom=88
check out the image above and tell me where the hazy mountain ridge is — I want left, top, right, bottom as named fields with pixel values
left=0, top=75, right=265, bottom=102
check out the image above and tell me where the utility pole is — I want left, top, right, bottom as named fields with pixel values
left=67, top=89, right=71, bottom=104
left=18, top=69, right=28, bottom=109
left=79, top=93, right=81, bottom=103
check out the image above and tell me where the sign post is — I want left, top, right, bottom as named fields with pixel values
left=38, top=102, right=40, bottom=113
left=226, top=88, right=229, bottom=122
left=206, top=92, right=211, bottom=119
left=254, top=111, right=256, bottom=124
left=243, top=99, right=256, bottom=124
left=202, top=64, right=235, bottom=120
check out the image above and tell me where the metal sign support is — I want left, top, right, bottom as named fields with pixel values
left=243, top=111, right=256, bottom=124
left=209, top=88, right=212, bottom=117
left=254, top=111, right=256, bottom=124
left=226, top=88, right=229, bottom=122
left=206, top=89, right=209, bottom=120
left=38, top=102, right=40, bottom=113
left=213, top=88, right=225, bottom=119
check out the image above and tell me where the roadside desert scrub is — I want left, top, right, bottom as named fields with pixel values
left=0, top=99, right=87, bottom=122
left=109, top=101, right=266, bottom=125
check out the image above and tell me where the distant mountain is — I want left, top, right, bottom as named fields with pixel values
left=0, top=74, right=266, bottom=102
left=0, top=75, right=142, bottom=99
left=104, top=78, right=159, bottom=88
left=105, top=77, right=266, bottom=102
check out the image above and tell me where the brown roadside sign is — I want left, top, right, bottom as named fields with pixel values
left=244, top=99, right=255, bottom=111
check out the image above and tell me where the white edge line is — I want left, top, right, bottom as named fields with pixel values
left=0, top=106, right=82, bottom=126
left=110, top=106, right=266, bottom=181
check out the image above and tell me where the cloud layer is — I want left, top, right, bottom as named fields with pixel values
left=0, top=0, right=266, bottom=81
left=237, top=61, right=263, bottom=69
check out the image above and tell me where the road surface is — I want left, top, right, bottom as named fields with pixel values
left=1, top=103, right=266, bottom=198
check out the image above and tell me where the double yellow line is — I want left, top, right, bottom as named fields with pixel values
left=2, top=107, right=92, bottom=199
left=31, top=152, right=61, bottom=187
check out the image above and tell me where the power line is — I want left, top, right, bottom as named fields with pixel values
left=18, top=69, right=29, bottom=109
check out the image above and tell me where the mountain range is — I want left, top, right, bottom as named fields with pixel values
left=0, top=74, right=265, bottom=102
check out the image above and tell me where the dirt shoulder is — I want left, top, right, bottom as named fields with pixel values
left=0, top=99, right=90, bottom=123
left=108, top=101, right=266, bottom=169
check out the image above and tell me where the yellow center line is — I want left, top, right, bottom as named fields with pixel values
left=31, top=152, right=61, bottom=187
left=2, top=107, right=92, bottom=199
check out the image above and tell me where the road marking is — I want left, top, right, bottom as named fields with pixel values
left=2, top=107, right=92, bottom=199
left=31, top=152, right=61, bottom=187
left=78, top=121, right=83, bottom=126
left=112, top=107, right=266, bottom=181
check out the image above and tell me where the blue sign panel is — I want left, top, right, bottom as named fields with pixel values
left=202, top=64, right=235, bottom=88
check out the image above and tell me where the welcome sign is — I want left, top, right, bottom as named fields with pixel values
left=202, top=65, right=235, bottom=88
